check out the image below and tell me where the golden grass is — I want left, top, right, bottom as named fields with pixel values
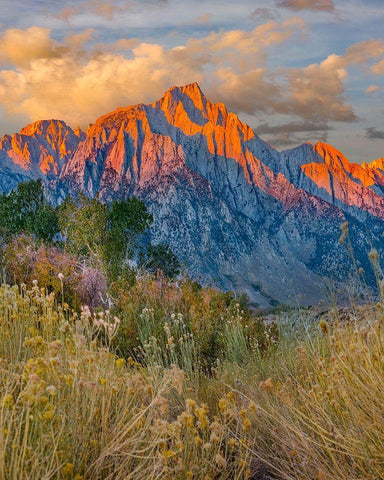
left=0, top=282, right=383, bottom=479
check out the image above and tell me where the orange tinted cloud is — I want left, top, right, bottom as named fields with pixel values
left=0, top=27, right=62, bottom=66
left=0, top=23, right=383, bottom=135
left=279, top=0, right=334, bottom=12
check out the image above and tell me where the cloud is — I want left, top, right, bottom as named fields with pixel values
left=195, top=13, right=212, bottom=24
left=56, top=0, right=127, bottom=21
left=56, top=0, right=167, bottom=22
left=372, top=58, right=384, bottom=75
left=262, top=131, right=329, bottom=148
left=257, top=121, right=332, bottom=134
left=281, top=57, right=356, bottom=122
left=278, top=0, right=335, bottom=12
left=273, top=40, right=384, bottom=123
left=211, top=67, right=281, bottom=115
left=0, top=27, right=63, bottom=66
left=366, top=127, right=384, bottom=139
left=250, top=8, right=279, bottom=21
left=1, top=23, right=384, bottom=137
left=256, top=120, right=331, bottom=148
left=344, top=40, right=384, bottom=65
left=176, top=18, right=305, bottom=71
left=365, top=85, right=380, bottom=94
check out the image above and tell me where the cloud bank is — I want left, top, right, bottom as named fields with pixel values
left=1, top=20, right=384, bottom=149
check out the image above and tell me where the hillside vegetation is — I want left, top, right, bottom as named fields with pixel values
left=0, top=280, right=383, bottom=479
left=0, top=180, right=383, bottom=479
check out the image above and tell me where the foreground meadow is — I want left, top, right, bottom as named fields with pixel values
left=0, top=280, right=383, bottom=480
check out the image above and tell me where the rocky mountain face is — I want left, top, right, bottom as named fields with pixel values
left=1, top=83, right=383, bottom=307
left=0, top=120, right=84, bottom=192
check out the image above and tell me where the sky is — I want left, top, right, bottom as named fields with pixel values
left=1, top=0, right=384, bottom=163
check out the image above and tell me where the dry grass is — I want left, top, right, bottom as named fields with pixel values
left=0, top=282, right=383, bottom=479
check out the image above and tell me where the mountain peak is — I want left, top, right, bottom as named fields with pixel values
left=170, top=82, right=203, bottom=96
left=161, top=82, right=207, bottom=113
left=19, top=119, right=69, bottom=137
left=369, top=157, right=384, bottom=171
left=313, top=141, right=352, bottom=169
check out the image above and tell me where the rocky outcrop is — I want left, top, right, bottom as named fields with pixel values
left=280, top=142, right=384, bottom=220
left=0, top=120, right=84, bottom=192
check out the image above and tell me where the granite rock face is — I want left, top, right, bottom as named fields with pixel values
left=0, top=119, right=84, bottom=192
left=1, top=84, right=383, bottom=306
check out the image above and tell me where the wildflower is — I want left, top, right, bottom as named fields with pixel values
left=170, top=365, right=184, bottom=394
left=162, top=449, right=176, bottom=459
left=100, top=378, right=106, bottom=386
left=46, top=385, right=57, bottom=397
left=2, top=394, right=13, bottom=407
left=215, top=453, right=227, bottom=468
left=218, top=397, right=228, bottom=413
left=239, top=459, right=247, bottom=468
left=226, top=391, right=234, bottom=402
left=228, top=437, right=237, bottom=449
left=154, top=395, right=169, bottom=415
left=75, top=321, right=83, bottom=336
left=81, top=306, right=91, bottom=319
left=58, top=273, right=64, bottom=281
left=320, top=320, right=329, bottom=335
left=259, top=377, right=274, bottom=392
left=115, top=358, right=126, bottom=369
left=369, top=248, right=379, bottom=261
left=243, top=417, right=251, bottom=432
left=62, top=463, right=74, bottom=476
left=43, top=409, right=54, bottom=421
left=318, top=470, right=326, bottom=480
left=195, top=406, right=209, bottom=429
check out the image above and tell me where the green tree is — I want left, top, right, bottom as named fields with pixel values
left=59, top=194, right=109, bottom=262
left=143, top=243, right=180, bottom=279
left=59, top=194, right=153, bottom=276
left=0, top=190, right=18, bottom=239
left=107, top=198, right=153, bottom=268
left=0, top=179, right=59, bottom=242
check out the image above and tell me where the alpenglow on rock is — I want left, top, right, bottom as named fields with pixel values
left=1, top=83, right=383, bottom=306
left=0, top=119, right=84, bottom=192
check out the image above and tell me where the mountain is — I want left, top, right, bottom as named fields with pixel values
left=0, top=83, right=383, bottom=307
left=280, top=142, right=384, bottom=220
left=0, top=120, right=84, bottom=192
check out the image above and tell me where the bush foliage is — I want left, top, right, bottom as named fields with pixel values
left=1, top=180, right=383, bottom=479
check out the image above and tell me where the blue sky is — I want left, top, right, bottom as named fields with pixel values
left=1, top=0, right=384, bottom=163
